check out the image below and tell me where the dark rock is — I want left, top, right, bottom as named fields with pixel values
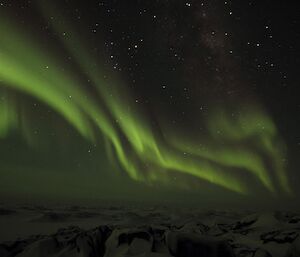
left=166, top=232, right=234, bottom=257
left=261, top=230, right=299, bottom=244
left=0, top=208, right=16, bottom=215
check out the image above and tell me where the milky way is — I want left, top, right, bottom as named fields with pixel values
left=0, top=0, right=294, bottom=198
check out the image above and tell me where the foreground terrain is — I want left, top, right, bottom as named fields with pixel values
left=0, top=203, right=299, bottom=257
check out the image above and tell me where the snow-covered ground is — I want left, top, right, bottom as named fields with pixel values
left=0, top=204, right=299, bottom=257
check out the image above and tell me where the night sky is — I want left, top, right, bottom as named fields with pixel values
left=0, top=0, right=299, bottom=206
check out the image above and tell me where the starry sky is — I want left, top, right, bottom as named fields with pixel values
left=0, top=0, right=299, bottom=206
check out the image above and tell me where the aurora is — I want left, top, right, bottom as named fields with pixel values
left=0, top=0, right=293, bottom=197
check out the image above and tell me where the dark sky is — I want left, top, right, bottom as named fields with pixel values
left=0, top=0, right=299, bottom=206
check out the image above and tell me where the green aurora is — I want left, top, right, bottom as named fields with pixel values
left=0, top=1, right=292, bottom=197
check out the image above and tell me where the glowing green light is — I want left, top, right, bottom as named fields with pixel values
left=0, top=3, right=292, bottom=196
